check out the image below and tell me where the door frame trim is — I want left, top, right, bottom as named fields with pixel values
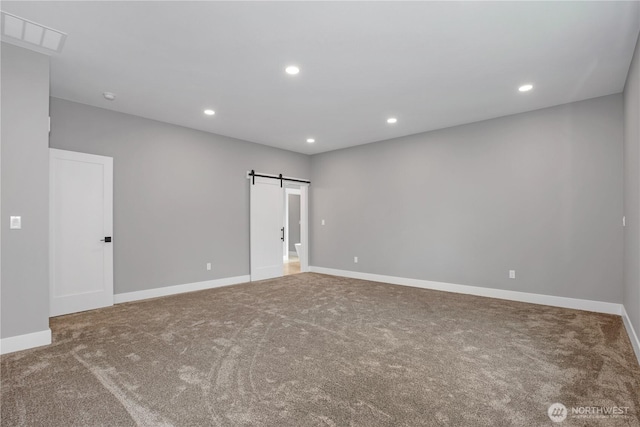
left=284, top=183, right=310, bottom=273
left=284, top=187, right=301, bottom=262
left=299, top=184, right=310, bottom=273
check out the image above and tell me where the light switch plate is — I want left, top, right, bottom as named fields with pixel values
left=10, top=216, right=21, bottom=229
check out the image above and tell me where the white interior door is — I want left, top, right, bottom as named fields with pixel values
left=50, top=149, right=113, bottom=316
left=250, top=177, right=284, bottom=281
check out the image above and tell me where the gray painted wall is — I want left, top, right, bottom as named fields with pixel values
left=49, top=98, right=310, bottom=294
left=1, top=44, right=50, bottom=339
left=289, top=194, right=301, bottom=252
left=624, top=33, right=640, bottom=335
left=311, top=94, right=624, bottom=303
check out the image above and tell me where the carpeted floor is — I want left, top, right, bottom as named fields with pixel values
left=2, top=273, right=639, bottom=426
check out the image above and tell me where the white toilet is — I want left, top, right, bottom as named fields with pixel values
left=294, top=243, right=302, bottom=259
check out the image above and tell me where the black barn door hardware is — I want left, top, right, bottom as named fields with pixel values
left=248, top=170, right=311, bottom=186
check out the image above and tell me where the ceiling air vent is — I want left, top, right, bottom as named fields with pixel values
left=1, top=11, right=66, bottom=54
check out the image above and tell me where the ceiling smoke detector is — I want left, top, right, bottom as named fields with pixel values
left=103, top=92, right=116, bottom=101
left=1, top=11, right=67, bottom=54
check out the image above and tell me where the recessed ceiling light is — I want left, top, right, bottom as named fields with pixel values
left=204, top=109, right=215, bottom=116
left=103, top=92, right=116, bottom=101
left=518, top=84, right=533, bottom=92
left=387, top=117, right=398, bottom=124
left=285, top=65, right=300, bottom=75
left=306, top=138, right=315, bottom=143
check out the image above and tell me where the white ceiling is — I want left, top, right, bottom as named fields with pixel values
left=3, top=1, right=640, bottom=154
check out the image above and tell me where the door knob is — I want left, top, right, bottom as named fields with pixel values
left=100, top=237, right=112, bottom=243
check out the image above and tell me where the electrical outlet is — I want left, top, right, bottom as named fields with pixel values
left=207, top=263, right=212, bottom=271
left=354, top=256, right=358, bottom=263
left=509, top=270, right=516, bottom=279
left=322, top=219, right=325, bottom=226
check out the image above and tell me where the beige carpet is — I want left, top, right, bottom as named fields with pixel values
left=2, top=273, right=639, bottom=426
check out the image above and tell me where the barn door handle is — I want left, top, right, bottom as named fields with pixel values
left=281, top=227, right=284, bottom=241
left=100, top=237, right=112, bottom=243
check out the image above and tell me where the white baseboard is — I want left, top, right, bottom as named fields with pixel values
left=622, top=305, right=640, bottom=365
left=114, top=275, right=251, bottom=304
left=309, top=266, right=623, bottom=315
left=0, top=328, right=52, bottom=355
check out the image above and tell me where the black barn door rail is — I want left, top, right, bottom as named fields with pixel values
left=248, top=170, right=311, bottom=187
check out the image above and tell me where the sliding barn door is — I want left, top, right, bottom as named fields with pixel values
left=250, top=177, right=284, bottom=281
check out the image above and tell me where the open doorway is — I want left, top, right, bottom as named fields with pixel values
left=284, top=187, right=301, bottom=275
